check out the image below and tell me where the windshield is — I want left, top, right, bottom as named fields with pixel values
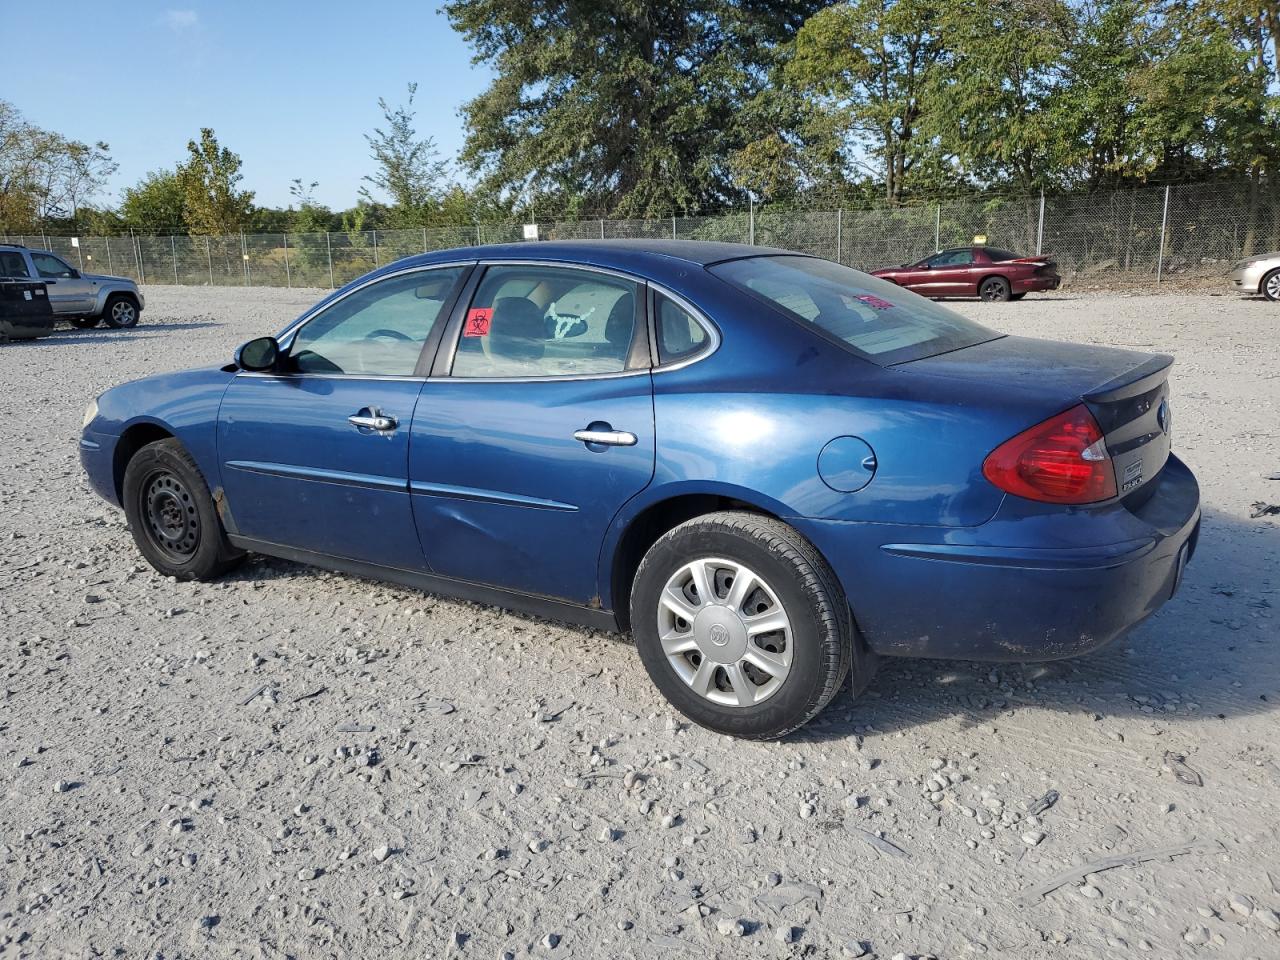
left=709, top=255, right=1001, bottom=365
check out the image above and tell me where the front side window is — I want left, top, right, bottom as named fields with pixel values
left=288, top=267, right=464, bottom=376
left=710, top=255, right=1000, bottom=365
left=0, top=251, right=31, bottom=277
left=31, top=252, right=75, bottom=278
left=925, top=249, right=975, bottom=268
left=451, top=265, right=639, bottom=378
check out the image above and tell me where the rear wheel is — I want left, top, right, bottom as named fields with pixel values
left=69, top=317, right=99, bottom=329
left=1263, top=268, right=1280, bottom=302
left=102, top=294, right=140, bottom=328
left=630, top=511, right=864, bottom=739
left=979, top=276, right=1011, bottom=302
left=122, top=438, right=243, bottom=580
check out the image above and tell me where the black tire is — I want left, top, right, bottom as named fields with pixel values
left=979, top=276, right=1012, bottom=302
left=122, top=438, right=243, bottom=580
left=1009, top=292, right=1027, bottom=301
left=630, top=510, right=864, bottom=739
left=102, top=294, right=141, bottom=328
left=69, top=316, right=100, bottom=329
left=1263, top=268, right=1280, bottom=303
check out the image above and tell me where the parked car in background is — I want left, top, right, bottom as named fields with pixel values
left=0, top=244, right=144, bottom=328
left=1229, top=252, right=1280, bottom=302
left=872, top=246, right=1061, bottom=302
left=0, top=278, right=54, bottom=342
left=80, top=240, right=1198, bottom=739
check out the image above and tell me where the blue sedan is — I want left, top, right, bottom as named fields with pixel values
left=79, top=241, right=1200, bottom=738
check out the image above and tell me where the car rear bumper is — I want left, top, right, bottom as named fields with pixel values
left=1013, top=275, right=1061, bottom=294
left=794, top=454, right=1201, bottom=662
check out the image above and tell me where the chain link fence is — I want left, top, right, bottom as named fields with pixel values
left=5, top=180, right=1276, bottom=290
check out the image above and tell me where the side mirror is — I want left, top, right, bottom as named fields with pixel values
left=235, top=336, right=279, bottom=371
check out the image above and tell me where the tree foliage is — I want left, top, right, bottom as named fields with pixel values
left=119, top=168, right=186, bottom=233
left=0, top=99, right=116, bottom=231
left=361, top=83, right=451, bottom=225
left=177, top=128, right=255, bottom=235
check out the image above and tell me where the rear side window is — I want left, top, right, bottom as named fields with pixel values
left=451, top=265, right=640, bottom=378
left=710, top=255, right=1000, bottom=365
left=0, top=251, right=30, bottom=277
left=985, top=248, right=1019, bottom=262
left=655, top=294, right=709, bottom=363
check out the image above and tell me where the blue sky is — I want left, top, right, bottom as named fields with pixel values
left=4, top=1, right=493, bottom=211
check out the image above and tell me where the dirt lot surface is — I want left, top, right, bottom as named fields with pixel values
left=1, top=286, right=1278, bottom=959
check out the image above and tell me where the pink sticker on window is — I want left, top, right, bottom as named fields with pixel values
left=463, top=307, right=492, bottom=337
left=855, top=295, right=895, bottom=310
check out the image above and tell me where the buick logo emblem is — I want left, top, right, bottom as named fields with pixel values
left=708, top=624, right=731, bottom=647
left=1157, top=399, right=1171, bottom=437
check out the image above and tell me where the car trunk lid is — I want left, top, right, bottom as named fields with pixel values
left=895, top=335, right=1173, bottom=501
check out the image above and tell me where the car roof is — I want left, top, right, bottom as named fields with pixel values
left=392, top=239, right=796, bottom=273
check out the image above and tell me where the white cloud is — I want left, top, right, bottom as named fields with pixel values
left=164, top=9, right=200, bottom=32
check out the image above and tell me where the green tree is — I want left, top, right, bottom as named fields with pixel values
left=288, top=178, right=335, bottom=233
left=0, top=99, right=116, bottom=230
left=444, top=0, right=819, bottom=217
left=789, top=0, right=949, bottom=203
left=361, top=84, right=450, bottom=225
left=177, top=128, right=254, bottom=235
left=119, top=168, right=187, bottom=233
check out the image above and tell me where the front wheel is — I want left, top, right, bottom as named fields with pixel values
left=122, top=438, right=243, bottom=580
left=102, top=295, right=140, bottom=328
left=630, top=511, right=862, bottom=739
left=69, top=317, right=100, bottom=329
left=1263, top=268, right=1280, bottom=302
left=979, top=276, right=1012, bottom=302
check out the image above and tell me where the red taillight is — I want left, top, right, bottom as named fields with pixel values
left=982, top=404, right=1117, bottom=504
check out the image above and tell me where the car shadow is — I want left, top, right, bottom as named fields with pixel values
left=10, top=320, right=223, bottom=347
left=797, top=504, right=1279, bottom=741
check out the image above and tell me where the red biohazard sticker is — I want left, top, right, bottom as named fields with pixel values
left=855, top=294, right=895, bottom=310
left=463, top=307, right=492, bottom=337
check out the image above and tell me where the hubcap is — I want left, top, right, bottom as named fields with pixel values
left=981, top=281, right=1003, bottom=301
left=1267, top=273, right=1280, bottom=300
left=112, top=302, right=136, bottom=324
left=142, top=470, right=199, bottom=561
left=657, top=557, right=793, bottom=707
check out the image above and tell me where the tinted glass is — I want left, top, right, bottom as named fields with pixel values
left=31, top=252, right=74, bottom=278
left=926, top=249, right=975, bottom=267
left=289, top=268, right=464, bottom=375
left=984, top=248, right=1019, bottom=262
left=451, top=265, right=638, bottom=378
left=710, top=255, right=1000, bottom=365
left=656, top=294, right=709, bottom=363
left=0, top=251, right=30, bottom=277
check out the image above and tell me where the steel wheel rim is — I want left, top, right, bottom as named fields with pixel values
left=1267, top=273, right=1280, bottom=300
left=141, top=469, right=200, bottom=561
left=657, top=557, right=793, bottom=707
left=112, top=301, right=136, bottom=324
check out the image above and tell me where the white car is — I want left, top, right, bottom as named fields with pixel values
left=1230, top=252, right=1280, bottom=302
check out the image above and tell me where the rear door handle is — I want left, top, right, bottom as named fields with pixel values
left=573, top=428, right=637, bottom=447
left=349, top=409, right=398, bottom=432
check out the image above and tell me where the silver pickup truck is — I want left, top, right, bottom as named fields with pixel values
left=0, top=243, right=144, bottom=328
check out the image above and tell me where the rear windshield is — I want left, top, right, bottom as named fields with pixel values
left=709, top=255, right=1000, bottom=365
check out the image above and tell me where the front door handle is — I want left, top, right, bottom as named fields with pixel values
left=573, top=428, right=637, bottom=447
left=349, top=409, right=398, bottom=432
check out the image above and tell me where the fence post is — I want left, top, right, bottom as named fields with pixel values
left=935, top=204, right=941, bottom=251
left=671, top=216, right=676, bottom=240
left=206, top=236, right=213, bottom=285
left=423, top=226, right=428, bottom=253
left=325, top=232, right=334, bottom=289
left=171, top=235, right=178, bottom=284
left=1157, top=185, right=1170, bottom=283
left=1036, top=191, right=1045, bottom=256
left=372, top=229, right=379, bottom=266
left=105, top=236, right=113, bottom=274
left=475, top=224, right=481, bottom=246
left=836, top=209, right=842, bottom=264
left=600, top=218, right=605, bottom=240
left=242, top=232, right=249, bottom=286
left=283, top=233, right=291, bottom=288
left=749, top=200, right=755, bottom=245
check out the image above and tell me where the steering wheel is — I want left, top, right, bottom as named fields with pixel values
left=364, top=328, right=413, bottom=342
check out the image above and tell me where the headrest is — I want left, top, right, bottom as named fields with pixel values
left=605, top=293, right=634, bottom=347
left=489, top=297, right=545, bottom=361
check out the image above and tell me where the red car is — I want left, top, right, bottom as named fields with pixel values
left=871, top=247, right=1061, bottom=302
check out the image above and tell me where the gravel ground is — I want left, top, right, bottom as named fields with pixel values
left=1, top=285, right=1278, bottom=960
